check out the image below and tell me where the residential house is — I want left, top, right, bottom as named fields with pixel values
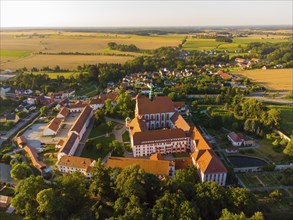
left=69, top=101, right=87, bottom=112
left=227, top=132, right=245, bottom=147
left=57, top=133, right=80, bottom=160
left=0, top=195, right=12, bottom=208
left=37, top=95, right=54, bottom=105
left=0, top=113, right=20, bottom=124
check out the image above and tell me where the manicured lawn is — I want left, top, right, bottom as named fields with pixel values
left=81, top=135, right=115, bottom=160
left=122, top=131, right=130, bottom=142
left=89, top=122, right=117, bottom=139
left=257, top=138, right=285, bottom=163
left=0, top=49, right=30, bottom=57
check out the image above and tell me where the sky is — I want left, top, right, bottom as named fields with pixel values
left=1, top=0, right=292, bottom=27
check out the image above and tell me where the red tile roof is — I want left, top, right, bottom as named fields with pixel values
left=60, top=133, right=79, bottom=154
left=70, top=105, right=93, bottom=134
left=47, top=117, right=62, bottom=132
left=58, top=156, right=94, bottom=170
left=171, top=112, right=191, bottom=132
left=228, top=132, right=245, bottom=142
left=58, top=107, right=70, bottom=118
left=24, top=146, right=46, bottom=169
left=150, top=153, right=165, bottom=161
left=191, top=128, right=212, bottom=150
left=106, top=156, right=170, bottom=176
left=136, top=95, right=175, bottom=115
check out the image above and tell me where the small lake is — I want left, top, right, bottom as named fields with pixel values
left=228, top=156, right=268, bottom=168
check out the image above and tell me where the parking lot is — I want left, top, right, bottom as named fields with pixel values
left=22, top=112, right=79, bottom=152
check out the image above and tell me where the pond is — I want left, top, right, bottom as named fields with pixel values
left=228, top=156, right=268, bottom=168
left=0, top=163, right=13, bottom=183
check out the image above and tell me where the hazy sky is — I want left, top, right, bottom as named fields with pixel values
left=1, top=0, right=292, bottom=27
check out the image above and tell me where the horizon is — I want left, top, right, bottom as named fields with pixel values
left=1, top=0, right=292, bottom=28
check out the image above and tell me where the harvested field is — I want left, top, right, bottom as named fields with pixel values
left=0, top=54, right=133, bottom=70
left=1, top=31, right=183, bottom=70
left=234, top=68, right=293, bottom=91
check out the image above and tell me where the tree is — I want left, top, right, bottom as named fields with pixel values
left=283, top=135, right=293, bottom=157
left=168, top=92, right=177, bottom=101
left=12, top=176, right=47, bottom=218
left=219, top=209, right=264, bottom=220
left=2, top=154, right=11, bottom=164
left=106, top=121, right=114, bottom=132
left=104, top=99, right=116, bottom=116
left=110, top=140, right=124, bottom=157
left=10, top=162, right=31, bottom=180
left=116, top=93, right=134, bottom=118
left=40, top=106, right=48, bottom=116
left=17, top=110, right=28, bottom=119
left=94, top=109, right=104, bottom=124
left=36, top=188, right=59, bottom=219
left=89, top=160, right=112, bottom=201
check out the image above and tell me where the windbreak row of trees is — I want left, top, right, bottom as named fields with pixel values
left=12, top=163, right=264, bottom=220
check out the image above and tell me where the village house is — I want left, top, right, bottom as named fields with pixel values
left=57, top=156, right=95, bottom=178
left=227, top=132, right=245, bottom=146
left=69, top=101, right=87, bottom=112
left=0, top=113, right=20, bottom=124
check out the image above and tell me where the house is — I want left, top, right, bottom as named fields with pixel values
left=57, top=133, right=80, bottom=160
left=173, top=101, right=186, bottom=113
left=216, top=70, right=231, bottom=80
left=57, top=156, right=95, bottom=178
left=37, top=95, right=54, bottom=105
left=24, top=146, right=46, bottom=169
left=17, top=136, right=27, bottom=148
left=0, top=195, right=12, bottom=208
left=56, top=107, right=70, bottom=119
left=0, top=113, right=20, bottom=124
left=56, top=98, right=69, bottom=110
left=43, top=117, right=62, bottom=136
left=89, top=97, right=104, bottom=110
left=69, top=101, right=87, bottom=112
left=26, top=97, right=36, bottom=105
left=106, top=155, right=175, bottom=177
left=235, top=58, right=246, bottom=63
left=227, top=132, right=245, bottom=146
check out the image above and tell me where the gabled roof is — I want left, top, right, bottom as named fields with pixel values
left=132, top=128, right=186, bottom=145
left=70, top=101, right=87, bottom=109
left=173, top=101, right=185, bottom=109
left=128, top=117, right=147, bottom=135
left=24, top=146, right=46, bottom=169
left=17, top=136, right=27, bottom=146
left=70, top=105, right=93, bottom=134
left=106, top=156, right=170, bottom=176
left=171, top=112, right=190, bottom=132
left=191, top=128, right=212, bottom=150
left=136, top=95, right=175, bottom=115
left=150, top=153, right=165, bottom=161
left=57, top=156, right=94, bottom=170
left=60, top=133, right=79, bottom=154
left=228, top=132, right=245, bottom=142
left=193, top=150, right=227, bottom=174
left=47, top=117, right=62, bottom=132
left=58, top=107, right=70, bottom=118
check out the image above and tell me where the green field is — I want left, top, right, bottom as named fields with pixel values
left=183, top=37, right=289, bottom=52
left=237, top=172, right=284, bottom=188
left=267, top=105, right=293, bottom=136
left=0, top=50, right=30, bottom=57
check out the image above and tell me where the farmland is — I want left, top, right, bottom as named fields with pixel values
left=0, top=31, right=184, bottom=70
left=183, top=36, right=289, bottom=52
left=234, top=68, right=293, bottom=92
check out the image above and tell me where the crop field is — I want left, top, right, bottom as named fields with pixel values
left=183, top=36, right=289, bottom=52
left=234, top=68, right=293, bottom=91
left=0, top=31, right=184, bottom=70
left=28, top=71, right=85, bottom=79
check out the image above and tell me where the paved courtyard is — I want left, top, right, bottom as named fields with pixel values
left=22, top=112, right=79, bottom=152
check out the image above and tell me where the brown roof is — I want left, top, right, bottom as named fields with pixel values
left=171, top=112, right=191, bottom=132
left=175, top=159, right=192, bottom=170
left=216, top=70, right=231, bottom=79
left=57, top=156, right=94, bottom=170
left=58, top=107, right=70, bottom=118
left=194, top=150, right=227, bottom=174
left=106, top=157, right=170, bottom=176
left=132, top=128, right=186, bottom=145
left=90, top=97, right=104, bottom=105
left=136, top=95, right=175, bottom=115
left=150, top=153, right=165, bottom=161
left=128, top=117, right=147, bottom=135
left=191, top=128, right=212, bottom=150
left=100, top=92, right=118, bottom=102
left=70, top=105, right=93, bottom=134
left=57, top=139, right=65, bottom=147
left=24, top=146, right=46, bottom=169
left=70, top=101, right=87, bottom=109
left=47, top=117, right=62, bottom=132
left=17, top=136, right=27, bottom=146
left=60, top=133, right=79, bottom=154
left=228, top=132, right=245, bottom=142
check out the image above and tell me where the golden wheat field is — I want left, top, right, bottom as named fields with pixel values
left=234, top=68, right=293, bottom=91
left=0, top=31, right=184, bottom=70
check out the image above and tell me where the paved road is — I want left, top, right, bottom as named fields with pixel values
left=246, top=92, right=293, bottom=105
